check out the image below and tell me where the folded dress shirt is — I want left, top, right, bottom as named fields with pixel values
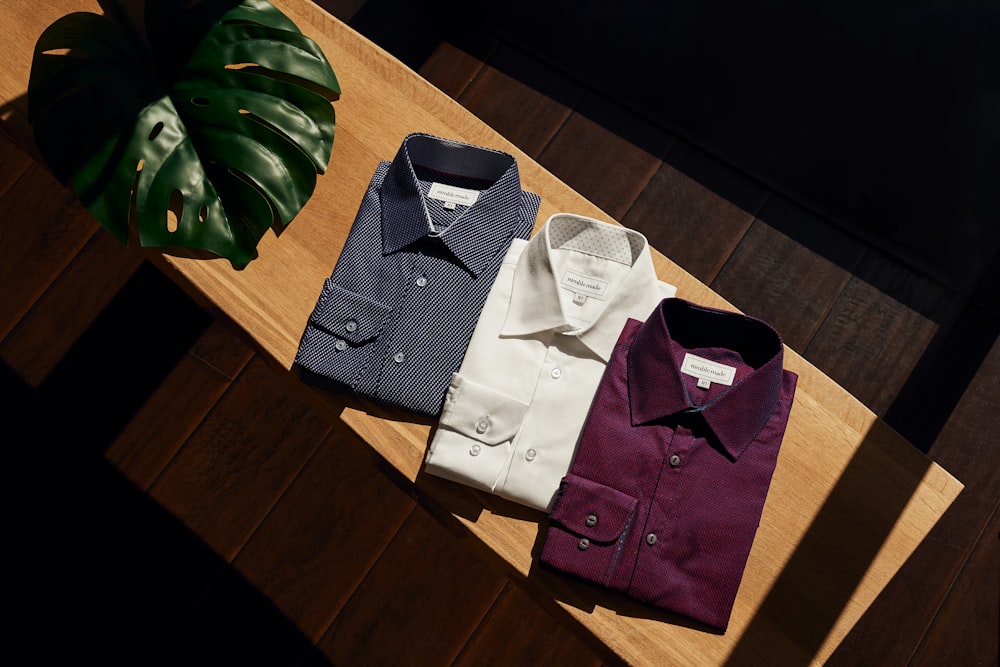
left=424, top=213, right=677, bottom=510
left=540, top=297, right=798, bottom=631
left=294, top=132, right=540, bottom=416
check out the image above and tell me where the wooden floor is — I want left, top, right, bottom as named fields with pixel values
left=2, top=1, right=997, bottom=665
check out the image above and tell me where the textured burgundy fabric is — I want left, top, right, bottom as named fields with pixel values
left=540, top=297, right=798, bottom=631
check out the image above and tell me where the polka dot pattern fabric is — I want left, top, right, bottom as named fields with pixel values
left=294, top=133, right=539, bottom=416
left=547, top=213, right=639, bottom=266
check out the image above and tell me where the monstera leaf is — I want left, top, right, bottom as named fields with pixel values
left=27, top=0, right=340, bottom=269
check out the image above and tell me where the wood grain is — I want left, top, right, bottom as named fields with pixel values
left=234, top=420, right=416, bottom=641
left=106, top=319, right=255, bottom=490
left=710, top=217, right=858, bottom=353
left=456, top=44, right=583, bottom=159
left=0, top=160, right=98, bottom=342
left=828, top=334, right=1000, bottom=665
left=418, top=42, right=488, bottom=101
left=621, top=142, right=764, bottom=284
left=804, top=275, right=939, bottom=414
left=454, top=583, right=609, bottom=667
left=0, top=227, right=143, bottom=386
left=317, top=508, right=508, bottom=665
left=911, top=506, right=999, bottom=666
left=149, top=355, right=333, bottom=560
left=0, top=128, right=31, bottom=195
left=0, top=2, right=967, bottom=665
left=537, top=94, right=675, bottom=220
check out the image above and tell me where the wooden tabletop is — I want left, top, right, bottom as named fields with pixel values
left=0, top=1, right=964, bottom=664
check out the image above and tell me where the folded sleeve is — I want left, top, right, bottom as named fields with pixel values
left=541, top=474, right=637, bottom=586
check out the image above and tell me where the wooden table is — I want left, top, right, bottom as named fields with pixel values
left=0, top=1, right=964, bottom=664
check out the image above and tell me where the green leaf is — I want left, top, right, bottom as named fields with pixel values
left=27, top=0, right=340, bottom=269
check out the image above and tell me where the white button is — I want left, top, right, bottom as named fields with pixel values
left=334, top=339, right=347, bottom=351
left=344, top=320, right=357, bottom=333
left=415, top=276, right=427, bottom=287
left=475, top=419, right=489, bottom=434
left=525, top=448, right=536, bottom=461
left=646, top=533, right=657, bottom=546
left=393, top=352, right=405, bottom=363
left=669, top=454, right=681, bottom=467
left=470, top=444, right=481, bottom=456
left=550, top=367, right=562, bottom=379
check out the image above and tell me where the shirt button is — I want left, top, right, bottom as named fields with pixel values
left=524, top=448, right=536, bottom=461
left=578, top=538, right=590, bottom=551
left=415, top=276, right=427, bottom=287
left=344, top=319, right=357, bottom=333
left=334, top=339, right=347, bottom=352
left=646, top=533, right=658, bottom=546
left=550, top=367, right=562, bottom=379
left=669, top=454, right=681, bottom=467
left=475, top=419, right=489, bottom=434
left=585, top=514, right=598, bottom=527
left=470, top=444, right=481, bottom=456
left=393, top=352, right=406, bottom=364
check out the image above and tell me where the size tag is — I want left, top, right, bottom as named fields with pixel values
left=428, top=182, right=480, bottom=208
left=681, top=353, right=736, bottom=388
left=560, top=270, right=609, bottom=301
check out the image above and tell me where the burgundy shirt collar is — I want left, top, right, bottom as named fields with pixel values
left=627, top=298, right=786, bottom=460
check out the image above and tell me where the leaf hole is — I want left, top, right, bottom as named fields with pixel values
left=136, top=159, right=144, bottom=172
left=191, top=96, right=211, bottom=106
left=148, top=122, right=164, bottom=142
left=166, top=189, right=183, bottom=233
left=225, top=63, right=258, bottom=70
left=198, top=205, right=208, bottom=223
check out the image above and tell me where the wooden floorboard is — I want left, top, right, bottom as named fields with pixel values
left=828, top=334, right=1000, bottom=665
left=316, top=508, right=508, bottom=666
left=147, top=355, right=333, bottom=561
left=234, top=419, right=417, bottom=642
left=621, top=141, right=765, bottom=285
left=2, top=2, right=996, bottom=664
left=0, top=160, right=99, bottom=344
left=106, top=319, right=255, bottom=490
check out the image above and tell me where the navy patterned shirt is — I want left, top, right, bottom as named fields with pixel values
left=294, top=132, right=540, bottom=416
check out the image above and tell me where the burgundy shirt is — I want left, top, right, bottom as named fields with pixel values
left=540, top=297, right=798, bottom=631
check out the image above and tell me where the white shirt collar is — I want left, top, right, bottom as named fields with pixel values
left=500, top=213, right=662, bottom=362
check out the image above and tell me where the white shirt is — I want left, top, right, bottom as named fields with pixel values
left=423, top=213, right=677, bottom=511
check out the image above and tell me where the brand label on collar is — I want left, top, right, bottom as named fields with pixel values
left=560, top=269, right=609, bottom=301
left=681, top=353, right=736, bottom=387
left=428, top=182, right=480, bottom=207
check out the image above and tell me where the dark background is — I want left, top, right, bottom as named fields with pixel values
left=355, top=0, right=1000, bottom=301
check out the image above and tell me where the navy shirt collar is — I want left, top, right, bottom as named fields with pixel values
left=379, top=132, right=525, bottom=277
left=627, top=298, right=786, bottom=460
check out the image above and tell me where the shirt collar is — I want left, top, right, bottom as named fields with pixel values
left=500, top=213, right=661, bottom=362
left=379, top=132, right=525, bottom=277
left=627, top=298, right=787, bottom=460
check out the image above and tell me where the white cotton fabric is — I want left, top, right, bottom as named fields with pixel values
left=424, top=212, right=677, bottom=511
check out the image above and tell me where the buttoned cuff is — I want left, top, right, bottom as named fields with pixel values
left=541, top=474, right=637, bottom=585
left=309, top=280, right=390, bottom=343
left=437, top=373, right=528, bottom=445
